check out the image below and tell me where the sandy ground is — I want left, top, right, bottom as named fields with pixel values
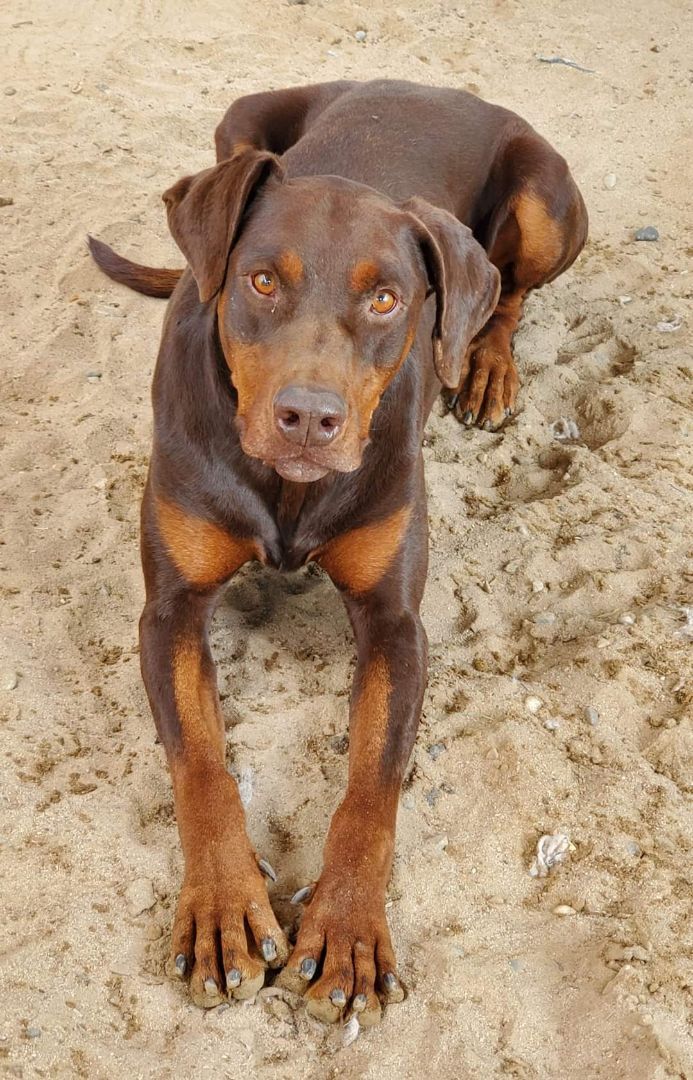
left=2, top=1, right=692, bottom=1077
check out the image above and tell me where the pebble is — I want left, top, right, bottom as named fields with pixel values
left=86, top=371, right=102, bottom=383
left=26, top=1026, right=41, bottom=1039
left=4, top=87, right=17, bottom=96
left=525, top=696, right=543, bottom=714
left=623, top=945, right=650, bottom=963
left=354, top=29, right=367, bottom=41
left=534, top=612, right=556, bottom=625
left=543, top=718, right=560, bottom=731
left=603, top=173, right=617, bottom=189
left=504, top=560, right=520, bottom=573
left=509, top=958, right=524, bottom=972
left=1, top=671, right=18, bottom=691
left=619, top=613, right=636, bottom=626
left=427, top=742, right=446, bottom=760
left=0, top=196, right=14, bottom=208
left=553, top=904, right=577, bottom=916
left=431, top=833, right=449, bottom=852
left=584, top=705, right=599, bottom=726
left=634, top=225, right=659, bottom=241
left=626, top=841, right=642, bottom=857
left=125, top=877, right=156, bottom=915
left=618, top=295, right=633, bottom=305
left=532, top=580, right=545, bottom=593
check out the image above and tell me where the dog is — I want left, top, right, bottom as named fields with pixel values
left=89, top=78, right=587, bottom=1025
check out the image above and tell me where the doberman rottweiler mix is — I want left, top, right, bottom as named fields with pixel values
left=89, top=79, right=587, bottom=1026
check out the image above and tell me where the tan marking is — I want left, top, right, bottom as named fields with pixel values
left=350, top=259, right=380, bottom=292
left=156, top=497, right=256, bottom=587
left=512, top=192, right=563, bottom=276
left=276, top=249, right=304, bottom=286
left=317, top=505, right=412, bottom=593
left=171, top=639, right=225, bottom=761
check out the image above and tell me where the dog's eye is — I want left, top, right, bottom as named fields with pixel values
left=251, top=271, right=276, bottom=296
left=371, top=290, right=397, bottom=315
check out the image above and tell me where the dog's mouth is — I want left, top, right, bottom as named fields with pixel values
left=271, top=457, right=331, bottom=483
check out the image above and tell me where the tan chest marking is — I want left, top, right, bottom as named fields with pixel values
left=317, top=504, right=411, bottom=594
left=156, top=497, right=256, bottom=587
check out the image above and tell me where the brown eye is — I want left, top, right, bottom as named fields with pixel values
left=371, top=289, right=397, bottom=315
left=251, top=271, right=275, bottom=296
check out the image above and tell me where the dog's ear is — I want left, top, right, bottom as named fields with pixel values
left=404, top=197, right=500, bottom=389
left=163, top=147, right=283, bottom=303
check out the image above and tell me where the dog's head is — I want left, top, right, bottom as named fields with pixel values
left=163, top=146, right=499, bottom=482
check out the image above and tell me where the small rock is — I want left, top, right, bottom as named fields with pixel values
left=126, top=877, right=156, bottom=915
left=634, top=225, right=659, bottom=241
left=0, top=196, right=14, bottom=208
left=86, top=371, right=102, bottom=383
left=603, top=173, right=617, bottom=189
left=626, top=841, right=642, bottom=857
left=509, top=958, right=524, bottom=972
left=553, top=904, right=577, bottom=916
left=401, top=793, right=415, bottom=810
left=623, top=945, right=650, bottom=963
left=543, top=718, right=560, bottom=731
left=529, top=833, right=571, bottom=877
left=1, top=671, right=18, bottom=691
left=584, top=706, right=599, bottom=726
left=431, top=833, right=449, bottom=852
left=534, top=612, right=557, bottom=625
left=26, top=1026, right=41, bottom=1039
left=427, top=742, right=446, bottom=760
left=354, top=29, right=367, bottom=41
left=504, top=560, right=520, bottom=573
left=655, top=314, right=683, bottom=333
left=618, top=295, right=633, bottom=305
left=619, top=612, right=636, bottom=626
left=4, top=87, right=17, bottom=96
left=525, top=696, right=543, bottom=714
left=532, top=580, right=545, bottom=593
left=269, top=998, right=292, bottom=1022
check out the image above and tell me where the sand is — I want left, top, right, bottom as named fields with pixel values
left=1, top=1, right=692, bottom=1077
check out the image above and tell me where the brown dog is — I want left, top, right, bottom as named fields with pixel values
left=89, top=79, right=587, bottom=1025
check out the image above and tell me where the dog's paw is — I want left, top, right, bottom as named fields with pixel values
left=447, top=343, right=519, bottom=431
left=169, top=848, right=289, bottom=1007
left=276, top=877, right=404, bottom=1026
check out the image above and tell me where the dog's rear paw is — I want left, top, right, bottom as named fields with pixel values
left=447, top=344, right=519, bottom=431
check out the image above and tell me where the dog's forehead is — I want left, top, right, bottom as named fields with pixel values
left=239, top=176, right=415, bottom=273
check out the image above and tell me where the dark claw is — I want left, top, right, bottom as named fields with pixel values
left=226, top=968, right=241, bottom=989
left=300, top=958, right=317, bottom=981
left=352, top=993, right=367, bottom=1012
left=204, top=977, right=218, bottom=995
left=258, top=857, right=277, bottom=882
left=483, top=419, right=493, bottom=431
left=383, top=972, right=399, bottom=992
left=447, top=393, right=459, bottom=411
left=462, top=410, right=474, bottom=426
left=261, top=937, right=277, bottom=963
left=290, top=885, right=313, bottom=905
left=174, top=954, right=187, bottom=978
left=505, top=406, right=513, bottom=416
left=330, top=988, right=347, bottom=1008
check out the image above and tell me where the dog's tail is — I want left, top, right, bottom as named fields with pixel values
left=87, top=236, right=183, bottom=299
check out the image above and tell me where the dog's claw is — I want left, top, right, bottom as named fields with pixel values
left=300, top=957, right=317, bottom=981
left=204, top=977, right=217, bottom=996
left=174, top=954, right=187, bottom=978
left=352, top=993, right=367, bottom=1012
left=226, top=968, right=241, bottom=989
left=258, top=857, right=277, bottom=882
left=261, top=937, right=277, bottom=963
left=330, top=988, right=347, bottom=1009
left=290, top=884, right=314, bottom=905
left=462, top=410, right=474, bottom=426
left=382, top=972, right=405, bottom=1001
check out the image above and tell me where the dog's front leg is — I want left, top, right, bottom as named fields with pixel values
left=282, top=496, right=428, bottom=1025
left=139, top=486, right=288, bottom=1006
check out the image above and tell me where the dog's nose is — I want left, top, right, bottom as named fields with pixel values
left=273, top=385, right=347, bottom=447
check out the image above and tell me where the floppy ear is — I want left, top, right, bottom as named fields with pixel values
left=162, top=146, right=283, bottom=303
left=404, top=197, right=501, bottom=389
